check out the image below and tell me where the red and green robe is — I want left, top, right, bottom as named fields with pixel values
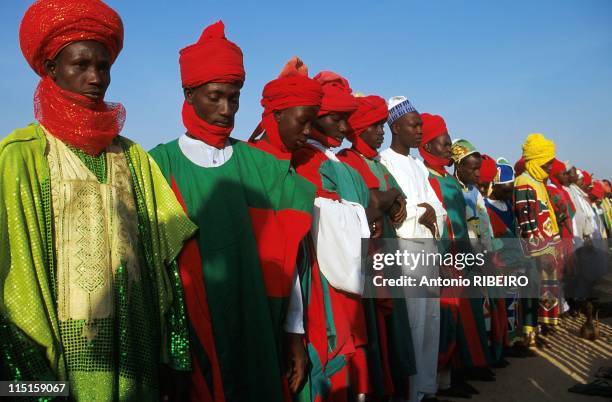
left=293, top=141, right=372, bottom=401
left=514, top=172, right=562, bottom=327
left=425, top=166, right=491, bottom=370
left=547, top=183, right=576, bottom=277
left=150, top=138, right=315, bottom=402
left=337, top=148, right=416, bottom=399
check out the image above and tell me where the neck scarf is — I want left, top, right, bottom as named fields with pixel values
left=182, top=102, right=232, bottom=149
left=35, top=77, right=125, bottom=155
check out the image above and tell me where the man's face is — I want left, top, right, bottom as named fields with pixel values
left=477, top=182, right=490, bottom=197
left=392, top=112, right=423, bottom=149
left=492, top=182, right=514, bottom=201
left=274, top=105, right=320, bottom=151
left=185, top=82, right=241, bottom=128
left=541, top=159, right=554, bottom=175
left=424, top=132, right=452, bottom=160
left=44, top=40, right=111, bottom=101
left=360, top=119, right=386, bottom=150
left=554, top=170, right=569, bottom=186
left=568, top=167, right=578, bottom=183
left=457, top=154, right=482, bottom=185
left=315, top=112, right=352, bottom=144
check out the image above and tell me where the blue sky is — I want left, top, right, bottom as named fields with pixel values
left=2, top=0, right=611, bottom=177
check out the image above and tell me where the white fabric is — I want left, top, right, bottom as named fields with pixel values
left=380, top=148, right=443, bottom=401
left=567, top=183, right=596, bottom=246
left=177, top=134, right=304, bottom=333
left=312, top=196, right=369, bottom=295
left=178, top=134, right=233, bottom=167
left=379, top=148, right=446, bottom=239
left=284, top=272, right=305, bottom=334
left=307, top=139, right=341, bottom=162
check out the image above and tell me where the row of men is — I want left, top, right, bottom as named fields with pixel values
left=1, top=1, right=610, bottom=402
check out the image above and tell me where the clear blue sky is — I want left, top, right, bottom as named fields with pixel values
left=2, top=0, right=611, bottom=178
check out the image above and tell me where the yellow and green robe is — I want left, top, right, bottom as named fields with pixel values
left=0, top=124, right=196, bottom=401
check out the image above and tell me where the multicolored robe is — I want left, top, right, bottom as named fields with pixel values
left=513, top=172, right=561, bottom=326
left=150, top=138, right=315, bottom=402
left=546, top=183, right=576, bottom=277
left=337, top=147, right=416, bottom=398
left=0, top=124, right=195, bottom=401
left=293, top=140, right=371, bottom=401
left=425, top=167, right=491, bottom=369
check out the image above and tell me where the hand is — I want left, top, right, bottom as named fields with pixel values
left=538, top=254, right=556, bottom=274
left=389, top=197, right=407, bottom=225
left=285, top=333, right=307, bottom=394
left=159, top=365, right=188, bottom=402
left=371, top=218, right=384, bottom=238
left=418, top=203, right=437, bottom=236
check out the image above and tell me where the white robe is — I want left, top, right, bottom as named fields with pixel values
left=567, top=183, right=596, bottom=248
left=380, top=147, right=445, bottom=401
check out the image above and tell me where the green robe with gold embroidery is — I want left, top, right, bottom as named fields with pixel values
left=0, top=124, right=196, bottom=401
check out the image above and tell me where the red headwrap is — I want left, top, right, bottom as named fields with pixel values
left=310, top=71, right=357, bottom=148
left=179, top=21, right=245, bottom=148
left=346, top=95, right=388, bottom=159
left=514, top=158, right=526, bottom=176
left=249, top=57, right=323, bottom=159
left=549, top=159, right=566, bottom=187
left=582, top=170, right=592, bottom=186
left=591, top=181, right=605, bottom=200
left=418, top=113, right=451, bottom=174
left=479, top=154, right=497, bottom=184
left=20, top=0, right=125, bottom=155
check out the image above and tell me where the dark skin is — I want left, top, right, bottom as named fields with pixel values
left=568, top=167, right=579, bottom=184
left=359, top=120, right=407, bottom=227
left=489, top=182, right=514, bottom=202
left=423, top=132, right=452, bottom=161
left=314, top=112, right=351, bottom=145
left=477, top=182, right=490, bottom=198
left=553, top=169, right=570, bottom=186
left=44, top=40, right=111, bottom=100
left=184, top=82, right=241, bottom=128
left=541, top=159, right=554, bottom=176
left=389, top=112, right=437, bottom=236
left=274, top=106, right=320, bottom=152
left=455, top=153, right=482, bottom=186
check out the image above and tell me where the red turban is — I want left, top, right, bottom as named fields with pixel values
left=314, top=71, right=357, bottom=116
left=179, top=21, right=245, bottom=88
left=345, top=95, right=387, bottom=158
left=420, top=113, right=447, bottom=146
left=250, top=57, right=323, bottom=158
left=591, top=181, right=605, bottom=200
left=20, top=0, right=123, bottom=76
left=514, top=158, right=526, bottom=176
left=582, top=170, right=592, bottom=186
left=480, top=154, right=497, bottom=184
left=549, top=159, right=567, bottom=187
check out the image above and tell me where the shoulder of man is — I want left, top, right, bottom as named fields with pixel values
left=0, top=123, right=45, bottom=156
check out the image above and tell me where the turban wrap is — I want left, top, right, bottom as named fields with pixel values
left=591, top=181, right=605, bottom=200
left=310, top=71, right=357, bottom=148
left=521, top=133, right=555, bottom=182
left=479, top=154, right=497, bottom=184
left=346, top=95, right=388, bottom=158
left=514, top=158, right=526, bottom=176
left=179, top=21, right=245, bottom=148
left=582, top=170, right=592, bottom=187
left=549, top=159, right=567, bottom=187
left=19, top=0, right=125, bottom=155
left=419, top=113, right=451, bottom=173
left=250, top=57, right=323, bottom=158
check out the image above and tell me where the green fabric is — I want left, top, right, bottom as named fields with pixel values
left=150, top=139, right=315, bottom=402
left=68, top=145, right=107, bottom=183
left=0, top=124, right=196, bottom=401
left=319, top=159, right=370, bottom=206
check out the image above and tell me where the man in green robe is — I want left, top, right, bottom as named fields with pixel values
left=1, top=1, right=196, bottom=401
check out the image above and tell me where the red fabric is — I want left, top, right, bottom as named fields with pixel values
left=20, top=0, right=124, bottom=76
left=179, top=21, right=244, bottom=88
left=314, top=71, right=357, bottom=116
left=293, top=144, right=341, bottom=200
left=171, top=177, right=226, bottom=402
left=348, top=347, right=371, bottom=394
left=182, top=102, right=232, bottom=149
left=346, top=96, right=388, bottom=159
left=514, top=158, right=526, bottom=176
left=550, top=159, right=566, bottom=177
left=34, top=76, right=125, bottom=155
left=248, top=208, right=312, bottom=298
left=419, top=113, right=451, bottom=173
left=309, top=128, right=342, bottom=148
left=480, top=154, right=497, bottom=184
left=591, top=180, right=605, bottom=200
left=250, top=57, right=323, bottom=156
left=582, top=170, right=592, bottom=186
left=337, top=148, right=380, bottom=189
